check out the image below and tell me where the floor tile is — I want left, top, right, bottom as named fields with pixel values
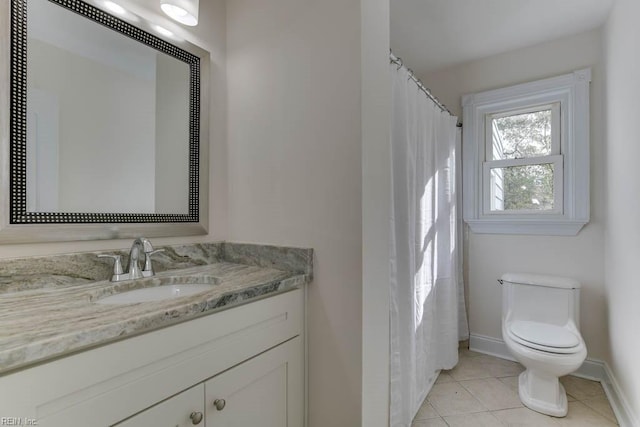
left=559, top=376, right=605, bottom=400
left=556, top=401, right=617, bottom=426
left=492, top=407, right=561, bottom=426
left=412, top=417, right=448, bottom=427
left=480, top=355, right=525, bottom=378
left=448, top=355, right=495, bottom=381
left=416, top=351, right=619, bottom=426
left=459, top=348, right=483, bottom=358
left=414, top=400, right=439, bottom=420
left=460, top=378, right=523, bottom=410
left=435, top=371, right=455, bottom=384
left=582, top=395, right=618, bottom=423
left=444, top=412, right=505, bottom=426
left=497, top=376, right=519, bottom=392
left=426, top=382, right=486, bottom=416
left=449, top=354, right=524, bottom=381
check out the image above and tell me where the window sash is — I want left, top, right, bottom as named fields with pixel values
left=484, top=102, right=561, bottom=161
left=482, top=155, right=564, bottom=215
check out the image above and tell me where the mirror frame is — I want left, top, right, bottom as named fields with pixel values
left=0, top=0, right=210, bottom=243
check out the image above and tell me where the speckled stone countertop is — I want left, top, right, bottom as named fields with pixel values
left=0, top=242, right=313, bottom=375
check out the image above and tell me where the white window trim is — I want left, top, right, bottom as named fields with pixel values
left=462, top=68, right=591, bottom=236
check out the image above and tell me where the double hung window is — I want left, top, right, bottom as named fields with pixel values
left=462, top=69, right=591, bottom=235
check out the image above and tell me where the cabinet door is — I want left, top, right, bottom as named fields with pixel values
left=114, top=384, right=204, bottom=427
left=204, top=337, right=303, bottom=427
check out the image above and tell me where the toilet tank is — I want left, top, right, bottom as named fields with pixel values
left=501, top=273, right=581, bottom=328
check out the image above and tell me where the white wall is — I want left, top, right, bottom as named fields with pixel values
left=421, top=29, right=609, bottom=361
left=361, top=0, right=391, bottom=425
left=0, top=0, right=227, bottom=257
left=225, top=0, right=363, bottom=425
left=603, top=0, right=640, bottom=421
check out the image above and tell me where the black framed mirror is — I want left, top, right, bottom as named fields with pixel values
left=0, top=0, right=210, bottom=242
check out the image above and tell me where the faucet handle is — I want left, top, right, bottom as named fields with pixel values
left=135, top=237, right=154, bottom=253
left=98, top=254, right=125, bottom=281
left=143, top=249, right=165, bottom=276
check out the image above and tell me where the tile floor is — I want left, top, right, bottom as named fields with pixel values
left=412, top=349, right=618, bottom=426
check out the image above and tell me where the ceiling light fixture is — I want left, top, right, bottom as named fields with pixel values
left=160, top=0, right=199, bottom=26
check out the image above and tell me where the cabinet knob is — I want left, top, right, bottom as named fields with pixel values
left=190, top=411, right=203, bottom=425
left=213, top=399, right=226, bottom=411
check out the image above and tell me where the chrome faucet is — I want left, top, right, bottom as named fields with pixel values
left=99, top=237, right=164, bottom=282
left=128, top=237, right=154, bottom=280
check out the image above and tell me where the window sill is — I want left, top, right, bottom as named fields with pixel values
left=465, top=219, right=588, bottom=236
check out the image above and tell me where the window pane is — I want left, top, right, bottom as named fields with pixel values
left=490, top=164, right=555, bottom=211
left=491, top=109, right=552, bottom=160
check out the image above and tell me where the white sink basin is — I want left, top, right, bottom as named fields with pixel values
left=95, top=276, right=218, bottom=305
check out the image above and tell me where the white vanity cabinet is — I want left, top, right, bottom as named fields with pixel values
left=0, top=288, right=304, bottom=427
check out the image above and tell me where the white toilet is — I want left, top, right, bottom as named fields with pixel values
left=501, top=273, right=587, bottom=417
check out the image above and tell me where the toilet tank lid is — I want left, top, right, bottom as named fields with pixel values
left=501, top=273, right=580, bottom=289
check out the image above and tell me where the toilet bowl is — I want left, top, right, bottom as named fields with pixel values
left=501, top=273, right=587, bottom=417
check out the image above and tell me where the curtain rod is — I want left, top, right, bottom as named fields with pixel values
left=390, top=52, right=462, bottom=127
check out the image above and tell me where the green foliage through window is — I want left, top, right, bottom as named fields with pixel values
left=493, top=109, right=552, bottom=160
left=489, top=106, right=556, bottom=211
left=492, top=164, right=555, bottom=211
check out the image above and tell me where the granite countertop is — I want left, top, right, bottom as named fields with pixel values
left=0, top=261, right=307, bottom=376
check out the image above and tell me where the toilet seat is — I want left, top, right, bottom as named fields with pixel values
left=507, top=320, right=582, bottom=354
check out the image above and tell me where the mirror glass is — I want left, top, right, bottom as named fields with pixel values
left=27, top=0, right=189, bottom=214
left=9, top=0, right=202, bottom=225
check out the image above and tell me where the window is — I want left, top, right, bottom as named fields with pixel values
left=462, top=69, right=591, bottom=235
left=485, top=104, right=562, bottom=214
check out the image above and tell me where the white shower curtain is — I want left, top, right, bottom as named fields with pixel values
left=389, top=62, right=469, bottom=427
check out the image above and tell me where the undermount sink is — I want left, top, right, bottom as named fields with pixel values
left=95, top=276, right=219, bottom=305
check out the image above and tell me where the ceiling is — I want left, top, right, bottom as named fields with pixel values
left=391, top=0, right=615, bottom=76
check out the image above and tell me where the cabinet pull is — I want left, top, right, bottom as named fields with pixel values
left=190, top=411, right=203, bottom=425
left=213, top=399, right=226, bottom=411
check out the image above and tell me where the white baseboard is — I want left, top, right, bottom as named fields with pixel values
left=602, top=362, right=640, bottom=427
left=468, top=334, right=517, bottom=362
left=469, top=333, right=638, bottom=427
